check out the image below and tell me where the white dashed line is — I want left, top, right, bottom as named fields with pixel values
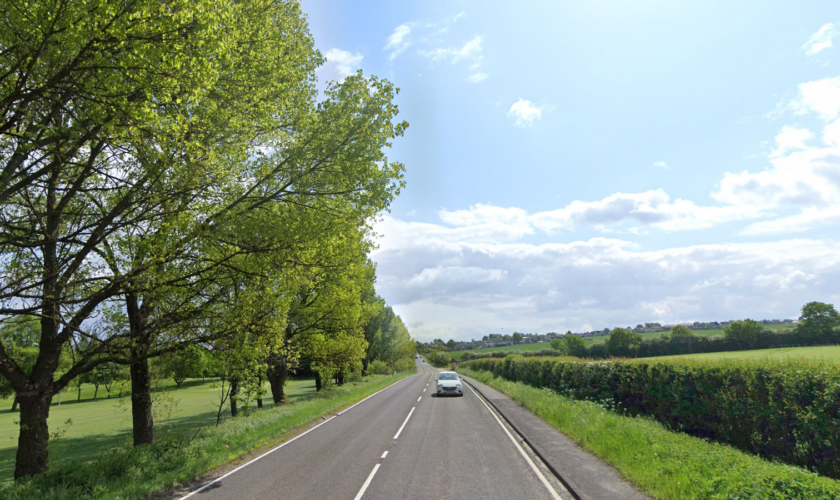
left=353, top=464, right=381, bottom=500
left=417, top=396, right=422, bottom=402
left=393, top=407, right=416, bottom=440
left=381, top=451, right=388, bottom=459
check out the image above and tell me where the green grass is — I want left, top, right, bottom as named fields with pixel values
left=449, top=324, right=795, bottom=360
left=655, top=345, right=840, bottom=362
left=0, top=372, right=412, bottom=499
left=459, top=368, right=840, bottom=500
left=0, top=377, right=317, bottom=482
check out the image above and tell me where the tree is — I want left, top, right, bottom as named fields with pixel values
left=563, top=335, right=588, bottom=357
left=798, top=302, right=840, bottom=341
left=669, top=325, right=695, bottom=339
left=512, top=332, right=524, bottom=345
left=723, top=320, right=763, bottom=347
left=156, top=347, right=207, bottom=388
left=549, top=338, right=566, bottom=354
left=446, top=339, right=457, bottom=351
left=0, top=0, right=408, bottom=478
left=606, top=328, right=643, bottom=355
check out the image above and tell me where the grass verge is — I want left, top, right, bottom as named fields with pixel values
left=0, top=372, right=412, bottom=500
left=459, top=368, right=840, bottom=500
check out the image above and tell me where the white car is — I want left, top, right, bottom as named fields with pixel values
left=436, top=372, right=463, bottom=397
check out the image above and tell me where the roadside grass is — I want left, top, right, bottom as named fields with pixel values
left=0, top=378, right=316, bottom=482
left=654, top=344, right=840, bottom=362
left=0, top=372, right=412, bottom=500
left=449, top=324, right=795, bottom=360
left=459, top=368, right=840, bottom=500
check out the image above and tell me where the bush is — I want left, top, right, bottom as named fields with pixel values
left=462, top=356, right=840, bottom=479
left=426, top=350, right=451, bottom=367
left=368, top=360, right=390, bottom=375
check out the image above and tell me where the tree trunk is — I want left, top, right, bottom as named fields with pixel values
left=230, top=378, right=239, bottom=417
left=256, top=374, right=263, bottom=409
left=362, top=358, right=369, bottom=376
left=77, top=384, right=82, bottom=402
left=14, top=388, right=52, bottom=479
left=10, top=394, right=18, bottom=411
left=130, top=358, right=154, bottom=446
left=337, top=370, right=345, bottom=386
left=93, top=384, right=99, bottom=401
left=267, top=358, right=287, bottom=404
left=315, top=371, right=322, bottom=391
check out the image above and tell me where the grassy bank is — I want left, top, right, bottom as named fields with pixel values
left=0, top=378, right=317, bottom=481
left=459, top=368, right=840, bottom=499
left=0, top=372, right=412, bottom=500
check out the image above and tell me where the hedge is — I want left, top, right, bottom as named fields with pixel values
left=462, top=356, right=840, bottom=478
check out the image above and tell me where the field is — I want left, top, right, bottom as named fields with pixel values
left=658, top=345, right=840, bottom=362
left=0, top=377, right=317, bottom=482
left=448, top=323, right=795, bottom=360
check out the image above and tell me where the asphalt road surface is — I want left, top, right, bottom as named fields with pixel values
left=181, top=358, right=566, bottom=500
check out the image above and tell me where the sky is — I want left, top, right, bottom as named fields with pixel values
left=303, top=0, right=840, bottom=342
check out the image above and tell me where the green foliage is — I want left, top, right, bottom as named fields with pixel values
left=512, top=332, right=524, bottom=344
left=798, top=302, right=840, bottom=341
left=460, top=368, right=840, bottom=500
left=462, top=356, right=840, bottom=478
left=606, top=328, right=643, bottom=354
left=724, top=320, right=764, bottom=347
left=549, top=338, right=566, bottom=353
left=155, top=348, right=208, bottom=388
left=426, top=350, right=452, bottom=368
left=368, top=360, right=391, bottom=375
left=669, top=324, right=695, bottom=339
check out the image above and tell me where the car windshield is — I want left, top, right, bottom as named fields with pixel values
left=438, top=373, right=458, bottom=380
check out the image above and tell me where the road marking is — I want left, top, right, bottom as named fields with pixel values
left=393, top=407, right=416, bottom=440
left=423, top=387, right=426, bottom=392
left=381, top=451, right=388, bottom=459
left=466, top=384, right=564, bottom=500
left=353, top=464, right=381, bottom=500
left=177, top=416, right=336, bottom=500
left=417, top=396, right=422, bottom=402
left=338, top=377, right=410, bottom=416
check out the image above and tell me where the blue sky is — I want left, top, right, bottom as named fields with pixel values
left=304, top=0, right=840, bottom=341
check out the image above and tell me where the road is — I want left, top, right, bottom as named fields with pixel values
left=181, top=358, right=566, bottom=500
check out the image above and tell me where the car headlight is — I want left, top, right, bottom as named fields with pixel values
left=456, top=383, right=461, bottom=388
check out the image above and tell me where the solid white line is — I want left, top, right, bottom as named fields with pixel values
left=338, top=377, right=410, bottom=416
left=417, top=396, right=422, bottom=402
left=177, top=416, right=336, bottom=500
left=353, top=464, right=381, bottom=500
left=393, top=407, right=416, bottom=440
left=466, top=384, right=563, bottom=500
left=381, top=451, right=388, bottom=459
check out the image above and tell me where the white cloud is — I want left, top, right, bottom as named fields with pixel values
left=420, top=35, right=484, bottom=64
left=384, top=24, right=412, bottom=61
left=372, top=214, right=840, bottom=341
left=653, top=161, right=669, bottom=169
left=770, top=125, right=814, bottom=157
left=322, top=48, right=363, bottom=80
left=468, top=72, right=488, bottom=83
left=507, top=99, right=542, bottom=127
left=803, top=23, right=838, bottom=56
left=792, top=76, right=840, bottom=120
left=406, top=209, right=417, bottom=217
left=530, top=190, right=760, bottom=233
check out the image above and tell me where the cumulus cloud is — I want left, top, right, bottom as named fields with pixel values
left=792, top=76, right=840, bottom=119
left=803, top=23, right=838, bottom=56
left=322, top=48, right=363, bottom=80
left=384, top=24, right=412, bottom=60
left=653, top=161, right=669, bottom=169
left=770, top=125, right=814, bottom=157
left=372, top=214, right=840, bottom=341
left=507, top=99, right=542, bottom=127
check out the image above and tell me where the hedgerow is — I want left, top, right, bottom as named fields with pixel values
left=462, top=356, right=840, bottom=478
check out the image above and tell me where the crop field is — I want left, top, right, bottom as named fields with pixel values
left=0, top=377, right=316, bottom=482
left=657, top=345, right=840, bottom=362
left=448, top=323, right=795, bottom=360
